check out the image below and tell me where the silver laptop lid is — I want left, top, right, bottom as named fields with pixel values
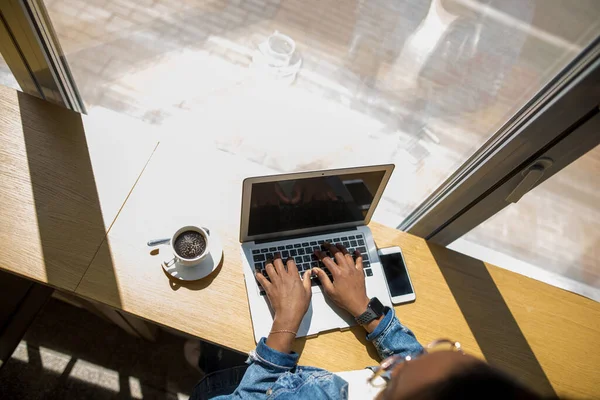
left=240, top=164, right=394, bottom=242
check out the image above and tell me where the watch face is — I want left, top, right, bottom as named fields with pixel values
left=369, top=297, right=385, bottom=315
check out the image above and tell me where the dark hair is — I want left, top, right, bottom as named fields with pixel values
left=405, top=363, right=555, bottom=400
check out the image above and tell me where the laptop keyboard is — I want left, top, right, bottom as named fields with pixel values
left=251, top=234, right=371, bottom=296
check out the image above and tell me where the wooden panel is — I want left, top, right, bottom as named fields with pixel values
left=76, top=134, right=600, bottom=398
left=0, top=86, right=158, bottom=291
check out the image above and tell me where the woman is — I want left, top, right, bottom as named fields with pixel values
left=191, top=243, right=544, bottom=399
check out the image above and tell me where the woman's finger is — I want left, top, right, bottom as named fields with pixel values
left=315, top=250, right=340, bottom=275
left=313, top=267, right=334, bottom=294
left=286, top=257, right=297, bottom=276
left=336, top=244, right=355, bottom=266
left=302, top=270, right=312, bottom=292
left=354, top=250, right=364, bottom=270
left=336, top=243, right=350, bottom=255
left=327, top=243, right=347, bottom=267
left=265, top=262, right=278, bottom=281
left=256, top=271, right=272, bottom=291
left=273, top=255, right=286, bottom=275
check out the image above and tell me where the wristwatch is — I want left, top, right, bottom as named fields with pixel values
left=355, top=297, right=385, bottom=325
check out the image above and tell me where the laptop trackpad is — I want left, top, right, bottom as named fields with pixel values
left=297, top=293, right=355, bottom=337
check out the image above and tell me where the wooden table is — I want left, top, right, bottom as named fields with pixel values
left=2, top=87, right=599, bottom=398
left=0, top=86, right=159, bottom=290
left=75, top=134, right=600, bottom=398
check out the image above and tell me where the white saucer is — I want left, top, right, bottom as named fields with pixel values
left=161, top=233, right=223, bottom=281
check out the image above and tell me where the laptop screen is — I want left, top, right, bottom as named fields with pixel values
left=247, top=170, right=386, bottom=237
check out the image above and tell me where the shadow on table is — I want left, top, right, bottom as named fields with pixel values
left=18, top=92, right=121, bottom=307
left=427, top=243, right=556, bottom=397
left=163, top=259, right=224, bottom=291
left=349, top=326, right=380, bottom=362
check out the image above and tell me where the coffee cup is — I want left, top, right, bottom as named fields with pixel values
left=170, top=226, right=210, bottom=266
left=147, top=226, right=211, bottom=266
left=264, top=31, right=295, bottom=67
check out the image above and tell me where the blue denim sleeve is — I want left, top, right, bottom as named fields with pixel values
left=366, top=307, right=424, bottom=359
left=215, top=338, right=298, bottom=399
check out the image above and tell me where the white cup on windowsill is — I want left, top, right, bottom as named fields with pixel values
left=264, top=31, right=296, bottom=68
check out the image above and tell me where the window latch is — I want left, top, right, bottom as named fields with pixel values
left=505, top=157, right=554, bottom=203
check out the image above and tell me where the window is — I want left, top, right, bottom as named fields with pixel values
left=450, top=144, right=600, bottom=301
left=39, top=0, right=600, bottom=228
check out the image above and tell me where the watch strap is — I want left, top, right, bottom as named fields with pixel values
left=356, top=308, right=378, bottom=325
left=355, top=298, right=384, bottom=325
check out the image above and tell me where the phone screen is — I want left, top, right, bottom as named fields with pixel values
left=380, top=252, right=413, bottom=296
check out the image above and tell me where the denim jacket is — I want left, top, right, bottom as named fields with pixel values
left=207, top=308, right=424, bottom=399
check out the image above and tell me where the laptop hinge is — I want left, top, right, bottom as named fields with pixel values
left=254, top=226, right=359, bottom=244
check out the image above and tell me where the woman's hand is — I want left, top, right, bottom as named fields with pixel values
left=256, top=255, right=312, bottom=353
left=313, top=243, right=370, bottom=318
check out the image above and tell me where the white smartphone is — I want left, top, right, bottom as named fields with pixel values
left=378, top=247, right=416, bottom=304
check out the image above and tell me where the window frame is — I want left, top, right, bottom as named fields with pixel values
left=0, top=0, right=85, bottom=113
left=399, top=41, right=600, bottom=245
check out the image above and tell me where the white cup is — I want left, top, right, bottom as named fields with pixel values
left=170, top=226, right=210, bottom=267
left=265, top=31, right=296, bottom=67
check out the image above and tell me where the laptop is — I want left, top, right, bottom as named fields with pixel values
left=240, top=165, right=395, bottom=342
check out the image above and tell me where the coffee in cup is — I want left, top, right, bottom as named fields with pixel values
left=170, top=226, right=210, bottom=266
left=173, top=230, right=206, bottom=259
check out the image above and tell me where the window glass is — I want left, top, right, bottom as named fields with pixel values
left=44, top=0, right=600, bottom=225
left=0, top=52, right=21, bottom=90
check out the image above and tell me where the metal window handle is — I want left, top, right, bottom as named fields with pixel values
left=505, top=157, right=553, bottom=204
